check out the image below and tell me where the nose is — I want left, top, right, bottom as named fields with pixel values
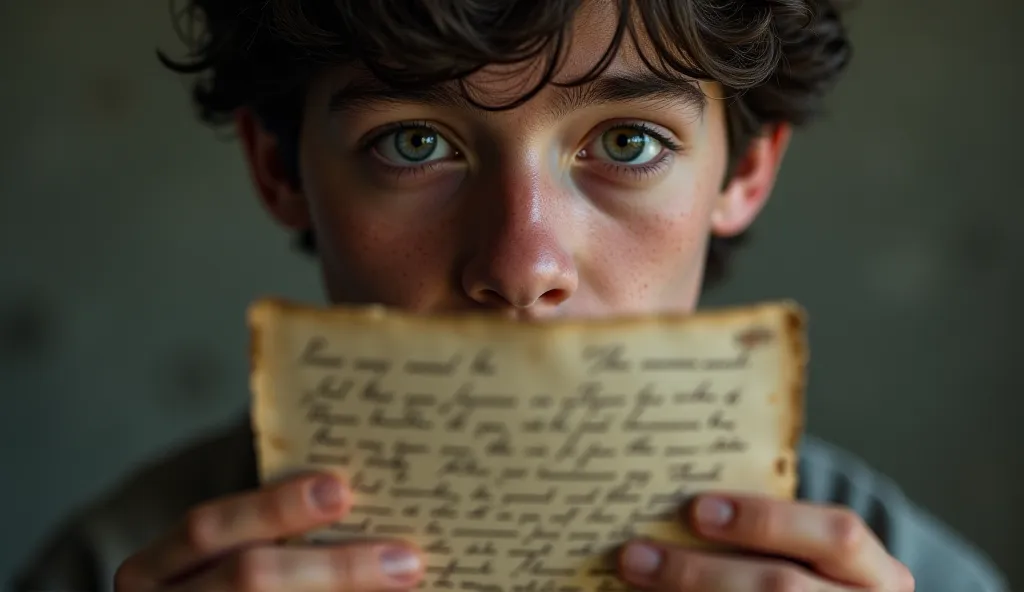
left=461, top=169, right=578, bottom=313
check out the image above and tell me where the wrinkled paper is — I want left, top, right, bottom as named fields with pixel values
left=249, top=300, right=806, bottom=591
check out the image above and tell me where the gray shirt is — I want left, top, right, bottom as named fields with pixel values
left=11, top=418, right=1009, bottom=591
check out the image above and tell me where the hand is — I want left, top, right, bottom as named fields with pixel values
left=617, top=493, right=915, bottom=591
left=114, top=473, right=424, bottom=591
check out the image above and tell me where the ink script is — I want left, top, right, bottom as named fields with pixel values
left=250, top=301, right=806, bottom=591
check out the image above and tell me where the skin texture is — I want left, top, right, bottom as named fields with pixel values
left=115, top=4, right=916, bottom=591
left=241, top=2, right=782, bottom=319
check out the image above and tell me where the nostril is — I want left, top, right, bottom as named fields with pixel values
left=472, top=287, right=570, bottom=309
left=538, top=289, right=570, bottom=305
left=474, top=288, right=512, bottom=307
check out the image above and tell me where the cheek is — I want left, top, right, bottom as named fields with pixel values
left=299, top=159, right=461, bottom=308
left=320, top=211, right=455, bottom=307
left=583, top=169, right=719, bottom=309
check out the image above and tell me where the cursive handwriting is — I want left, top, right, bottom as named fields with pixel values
left=260, top=315, right=793, bottom=591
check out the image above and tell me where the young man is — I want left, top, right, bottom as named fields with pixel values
left=13, top=1, right=1009, bottom=591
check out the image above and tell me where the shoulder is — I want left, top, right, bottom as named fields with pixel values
left=12, top=417, right=257, bottom=592
left=798, top=435, right=1009, bottom=592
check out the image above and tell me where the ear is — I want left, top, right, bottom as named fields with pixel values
left=711, top=124, right=792, bottom=237
left=234, top=108, right=310, bottom=230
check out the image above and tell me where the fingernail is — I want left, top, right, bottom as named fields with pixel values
left=695, top=496, right=735, bottom=527
left=380, top=547, right=422, bottom=579
left=310, top=476, right=344, bottom=512
left=621, top=542, right=662, bottom=577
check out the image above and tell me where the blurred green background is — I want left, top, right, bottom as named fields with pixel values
left=1, top=0, right=1021, bottom=588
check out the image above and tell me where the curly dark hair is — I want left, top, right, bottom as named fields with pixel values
left=160, top=0, right=852, bottom=288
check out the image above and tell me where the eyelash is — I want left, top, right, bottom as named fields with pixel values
left=587, top=121, right=684, bottom=180
left=362, top=120, right=444, bottom=150
left=362, top=120, right=458, bottom=178
left=361, top=120, right=684, bottom=180
left=613, top=121, right=685, bottom=153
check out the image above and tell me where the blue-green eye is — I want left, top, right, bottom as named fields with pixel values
left=596, top=126, right=665, bottom=164
left=375, top=125, right=455, bottom=165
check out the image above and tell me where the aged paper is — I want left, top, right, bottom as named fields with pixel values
left=249, top=300, right=807, bottom=591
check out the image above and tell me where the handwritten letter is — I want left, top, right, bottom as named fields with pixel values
left=250, top=301, right=806, bottom=591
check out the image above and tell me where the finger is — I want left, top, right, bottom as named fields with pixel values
left=686, top=494, right=914, bottom=589
left=120, top=473, right=350, bottom=587
left=618, top=542, right=864, bottom=592
left=164, top=542, right=423, bottom=592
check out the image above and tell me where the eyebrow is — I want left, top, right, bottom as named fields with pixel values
left=327, top=72, right=707, bottom=117
left=553, top=74, right=707, bottom=119
left=328, top=81, right=476, bottom=112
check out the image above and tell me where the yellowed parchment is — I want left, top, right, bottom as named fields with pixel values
left=249, top=299, right=807, bottom=592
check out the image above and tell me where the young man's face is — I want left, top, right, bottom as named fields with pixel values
left=240, top=4, right=790, bottom=318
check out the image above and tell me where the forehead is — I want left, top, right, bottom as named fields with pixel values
left=454, top=1, right=694, bottom=103
left=554, top=0, right=654, bottom=81
left=311, top=0, right=718, bottom=116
